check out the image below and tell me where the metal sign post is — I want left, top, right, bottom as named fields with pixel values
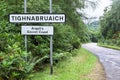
left=9, top=0, right=65, bottom=75
left=24, top=0, right=27, bottom=52
left=49, top=0, right=53, bottom=75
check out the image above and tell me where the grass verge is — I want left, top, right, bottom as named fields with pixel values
left=98, top=43, right=120, bottom=50
left=32, top=48, right=97, bottom=80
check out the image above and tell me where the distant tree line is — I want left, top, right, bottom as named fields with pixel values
left=99, top=0, right=120, bottom=46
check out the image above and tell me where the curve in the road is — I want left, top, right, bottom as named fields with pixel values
left=82, top=43, right=120, bottom=80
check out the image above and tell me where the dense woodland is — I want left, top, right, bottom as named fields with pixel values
left=0, top=0, right=120, bottom=80
left=99, top=0, right=120, bottom=47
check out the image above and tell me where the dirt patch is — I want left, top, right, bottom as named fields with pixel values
left=87, top=60, right=106, bottom=80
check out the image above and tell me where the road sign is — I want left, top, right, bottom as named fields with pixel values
left=9, top=14, right=65, bottom=23
left=21, top=26, right=53, bottom=35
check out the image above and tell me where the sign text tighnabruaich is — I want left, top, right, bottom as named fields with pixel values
left=10, top=14, right=65, bottom=23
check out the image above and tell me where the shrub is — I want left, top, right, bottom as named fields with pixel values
left=54, top=24, right=81, bottom=52
left=0, top=43, right=45, bottom=80
left=53, top=52, right=72, bottom=64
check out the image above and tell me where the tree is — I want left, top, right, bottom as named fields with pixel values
left=100, top=0, right=120, bottom=39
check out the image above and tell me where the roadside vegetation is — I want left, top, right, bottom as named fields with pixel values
left=86, top=20, right=101, bottom=42
left=98, top=43, right=120, bottom=50
left=0, top=0, right=99, bottom=80
left=98, top=0, right=120, bottom=48
left=32, top=48, right=97, bottom=80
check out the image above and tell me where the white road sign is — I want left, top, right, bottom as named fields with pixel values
left=10, top=14, right=65, bottom=23
left=21, top=26, right=53, bottom=35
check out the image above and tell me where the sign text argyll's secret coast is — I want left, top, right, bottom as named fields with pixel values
left=21, top=26, right=53, bottom=35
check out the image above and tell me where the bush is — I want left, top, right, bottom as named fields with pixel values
left=0, top=20, right=23, bottom=52
left=53, top=52, right=72, bottom=64
left=54, top=24, right=81, bottom=52
left=0, top=43, right=45, bottom=80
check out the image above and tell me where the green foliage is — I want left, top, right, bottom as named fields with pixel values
left=53, top=52, right=72, bottom=63
left=27, top=0, right=49, bottom=13
left=27, top=36, right=50, bottom=57
left=0, top=0, right=7, bottom=20
left=0, top=43, right=44, bottom=80
left=54, top=24, right=81, bottom=52
left=87, top=21, right=100, bottom=31
left=0, top=20, right=23, bottom=52
left=100, top=0, right=120, bottom=39
left=99, top=0, right=120, bottom=46
left=0, top=0, right=98, bottom=79
left=86, top=20, right=101, bottom=42
left=99, top=32, right=120, bottom=47
left=98, top=43, right=120, bottom=50
left=32, top=48, right=97, bottom=80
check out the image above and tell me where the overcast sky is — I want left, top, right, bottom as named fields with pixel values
left=84, top=0, right=112, bottom=19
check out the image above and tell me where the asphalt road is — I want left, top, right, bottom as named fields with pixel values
left=82, top=43, right=120, bottom=80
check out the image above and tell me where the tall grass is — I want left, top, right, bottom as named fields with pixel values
left=32, top=48, right=97, bottom=80
left=98, top=43, right=120, bottom=50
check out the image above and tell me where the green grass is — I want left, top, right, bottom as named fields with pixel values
left=98, top=43, right=120, bottom=50
left=32, top=48, right=97, bottom=80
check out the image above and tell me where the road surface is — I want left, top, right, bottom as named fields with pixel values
left=82, top=43, right=120, bottom=80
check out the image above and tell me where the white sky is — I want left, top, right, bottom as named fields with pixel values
left=84, top=0, right=112, bottom=19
